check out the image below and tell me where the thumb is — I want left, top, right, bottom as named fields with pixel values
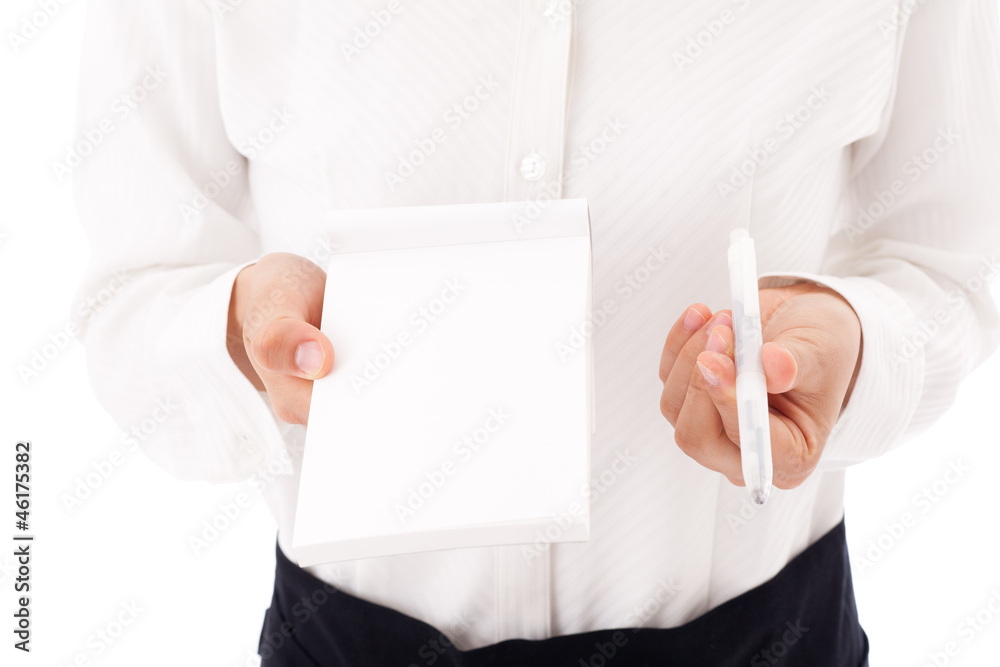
left=761, top=340, right=803, bottom=394
left=249, top=316, right=335, bottom=379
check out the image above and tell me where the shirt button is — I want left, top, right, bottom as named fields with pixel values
left=520, top=153, right=546, bottom=181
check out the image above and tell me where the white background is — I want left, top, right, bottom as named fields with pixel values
left=1, top=2, right=998, bottom=665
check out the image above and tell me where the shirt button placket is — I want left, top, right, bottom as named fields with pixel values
left=495, top=0, right=575, bottom=644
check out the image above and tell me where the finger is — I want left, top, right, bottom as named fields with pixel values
left=660, top=312, right=732, bottom=424
left=658, top=304, right=712, bottom=383
left=705, top=321, right=734, bottom=359
left=672, top=361, right=744, bottom=486
left=693, top=350, right=740, bottom=446
left=767, top=415, right=815, bottom=490
left=249, top=316, right=335, bottom=380
left=259, top=372, right=316, bottom=425
left=701, top=349, right=815, bottom=490
left=761, top=341, right=799, bottom=394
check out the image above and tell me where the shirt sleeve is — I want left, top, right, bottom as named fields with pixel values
left=71, top=0, right=291, bottom=482
left=760, top=0, right=1000, bottom=471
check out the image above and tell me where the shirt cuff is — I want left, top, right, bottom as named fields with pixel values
left=152, top=260, right=294, bottom=482
left=758, top=272, right=924, bottom=471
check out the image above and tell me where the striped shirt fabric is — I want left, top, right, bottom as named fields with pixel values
left=72, top=0, right=1000, bottom=650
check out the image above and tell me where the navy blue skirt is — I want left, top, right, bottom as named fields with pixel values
left=258, top=519, right=868, bottom=666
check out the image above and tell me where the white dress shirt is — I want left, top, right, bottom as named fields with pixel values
left=72, top=0, right=1000, bottom=650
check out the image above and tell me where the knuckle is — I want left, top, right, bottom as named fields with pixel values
left=251, top=321, right=285, bottom=370
left=673, top=428, right=700, bottom=457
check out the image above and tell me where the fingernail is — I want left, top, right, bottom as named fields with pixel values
left=295, top=341, right=323, bottom=376
left=697, top=362, right=719, bottom=387
left=683, top=308, right=706, bottom=331
left=706, top=328, right=727, bottom=354
left=715, top=312, right=732, bottom=329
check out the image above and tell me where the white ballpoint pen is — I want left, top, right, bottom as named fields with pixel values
left=728, top=224, right=773, bottom=505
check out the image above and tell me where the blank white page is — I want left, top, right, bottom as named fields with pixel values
left=292, top=199, right=592, bottom=566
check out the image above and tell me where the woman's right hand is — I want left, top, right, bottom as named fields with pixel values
left=227, top=252, right=335, bottom=425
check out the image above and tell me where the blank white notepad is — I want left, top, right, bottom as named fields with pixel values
left=292, top=199, right=593, bottom=566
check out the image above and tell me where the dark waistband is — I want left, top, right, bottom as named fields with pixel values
left=259, top=518, right=868, bottom=667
